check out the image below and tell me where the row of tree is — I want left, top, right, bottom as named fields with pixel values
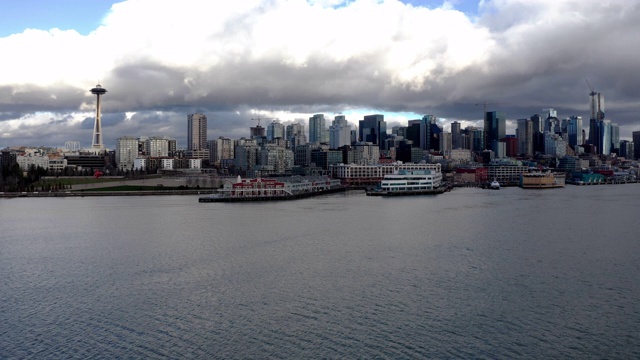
left=0, top=164, right=48, bottom=192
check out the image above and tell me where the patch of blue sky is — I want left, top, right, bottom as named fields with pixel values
left=403, top=0, right=479, bottom=15
left=0, top=0, right=118, bottom=37
left=316, top=0, right=480, bottom=15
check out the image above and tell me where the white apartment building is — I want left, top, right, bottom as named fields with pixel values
left=189, top=159, right=202, bottom=169
left=17, top=154, right=49, bottom=171
left=148, top=137, right=169, bottom=157
left=116, top=136, right=139, bottom=170
left=134, top=158, right=147, bottom=171
left=161, top=158, right=175, bottom=170
left=209, top=137, right=235, bottom=166
left=258, top=145, right=294, bottom=175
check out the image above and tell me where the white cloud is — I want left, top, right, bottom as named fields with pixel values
left=2, top=0, right=640, bottom=146
left=1, top=0, right=492, bottom=89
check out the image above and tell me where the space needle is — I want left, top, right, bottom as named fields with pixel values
left=90, top=84, right=107, bottom=151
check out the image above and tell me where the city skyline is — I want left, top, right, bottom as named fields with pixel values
left=2, top=0, right=640, bottom=149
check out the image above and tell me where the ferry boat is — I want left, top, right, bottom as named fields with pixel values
left=199, top=176, right=345, bottom=202
left=519, top=171, right=565, bottom=189
left=489, top=179, right=500, bottom=190
left=366, top=169, right=445, bottom=196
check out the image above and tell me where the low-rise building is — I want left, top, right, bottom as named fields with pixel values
left=331, top=162, right=441, bottom=187
left=486, top=159, right=529, bottom=185
left=17, top=154, right=49, bottom=171
left=454, top=166, right=488, bottom=184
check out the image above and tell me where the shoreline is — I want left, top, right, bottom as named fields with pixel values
left=0, top=189, right=217, bottom=198
left=2, top=180, right=638, bottom=199
left=199, top=187, right=346, bottom=202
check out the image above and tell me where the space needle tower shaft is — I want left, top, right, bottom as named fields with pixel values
left=90, top=84, right=107, bottom=150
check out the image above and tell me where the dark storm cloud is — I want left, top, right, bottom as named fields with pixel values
left=81, top=113, right=126, bottom=130
left=104, top=56, right=388, bottom=111
left=0, top=84, right=86, bottom=115
left=0, top=111, right=24, bottom=122
left=103, top=62, right=193, bottom=112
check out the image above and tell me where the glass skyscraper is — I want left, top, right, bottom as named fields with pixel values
left=484, top=111, right=506, bottom=151
left=308, top=114, right=327, bottom=144
left=358, top=114, right=387, bottom=149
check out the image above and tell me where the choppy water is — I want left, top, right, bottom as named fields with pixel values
left=1, top=185, right=639, bottom=358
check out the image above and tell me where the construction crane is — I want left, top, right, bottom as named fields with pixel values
left=474, top=101, right=501, bottom=116
left=251, top=117, right=278, bottom=127
left=585, top=78, right=596, bottom=94
left=474, top=101, right=503, bottom=122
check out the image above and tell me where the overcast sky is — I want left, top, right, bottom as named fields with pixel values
left=1, top=0, right=639, bottom=149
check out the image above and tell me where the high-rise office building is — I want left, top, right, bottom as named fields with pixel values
left=309, top=114, right=327, bottom=144
left=285, top=122, right=307, bottom=149
left=597, top=120, right=612, bottom=156
left=187, top=113, right=207, bottom=151
left=610, top=123, right=620, bottom=154
left=439, top=132, right=452, bottom=152
left=423, top=115, right=437, bottom=151
left=451, top=121, right=461, bottom=149
left=266, top=120, right=285, bottom=141
left=359, top=114, right=387, bottom=149
left=406, top=120, right=422, bottom=148
left=484, top=111, right=506, bottom=150
left=633, top=131, right=640, bottom=160
left=566, top=116, right=583, bottom=147
left=545, top=110, right=561, bottom=134
left=517, top=118, right=533, bottom=157
left=466, top=126, right=484, bottom=153
left=590, top=91, right=605, bottom=122
left=588, top=91, right=605, bottom=146
left=329, top=115, right=352, bottom=149
left=530, top=114, right=545, bottom=154
left=407, top=115, right=435, bottom=150
left=543, top=108, right=557, bottom=120
left=619, top=140, right=634, bottom=160
left=530, top=114, right=544, bottom=133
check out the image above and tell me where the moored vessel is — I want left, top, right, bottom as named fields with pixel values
left=366, top=169, right=445, bottom=196
left=199, top=175, right=344, bottom=202
left=519, top=171, right=565, bottom=189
